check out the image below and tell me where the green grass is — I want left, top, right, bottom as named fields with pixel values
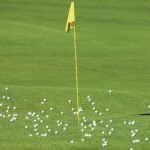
left=0, top=0, right=150, bottom=149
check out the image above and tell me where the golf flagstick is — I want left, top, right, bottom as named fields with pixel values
left=66, top=1, right=80, bottom=125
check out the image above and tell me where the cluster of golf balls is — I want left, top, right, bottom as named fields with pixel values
left=69, top=96, right=115, bottom=148
left=123, top=120, right=149, bottom=150
left=0, top=87, right=149, bottom=150
left=24, top=98, right=69, bottom=138
left=0, top=87, right=18, bottom=122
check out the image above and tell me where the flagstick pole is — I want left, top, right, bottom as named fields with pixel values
left=73, top=23, right=80, bottom=125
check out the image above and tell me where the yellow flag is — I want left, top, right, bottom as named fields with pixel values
left=65, top=2, right=75, bottom=32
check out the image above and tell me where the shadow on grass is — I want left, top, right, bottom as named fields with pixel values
left=134, top=113, right=150, bottom=116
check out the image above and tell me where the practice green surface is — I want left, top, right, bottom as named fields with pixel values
left=0, top=0, right=150, bottom=149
